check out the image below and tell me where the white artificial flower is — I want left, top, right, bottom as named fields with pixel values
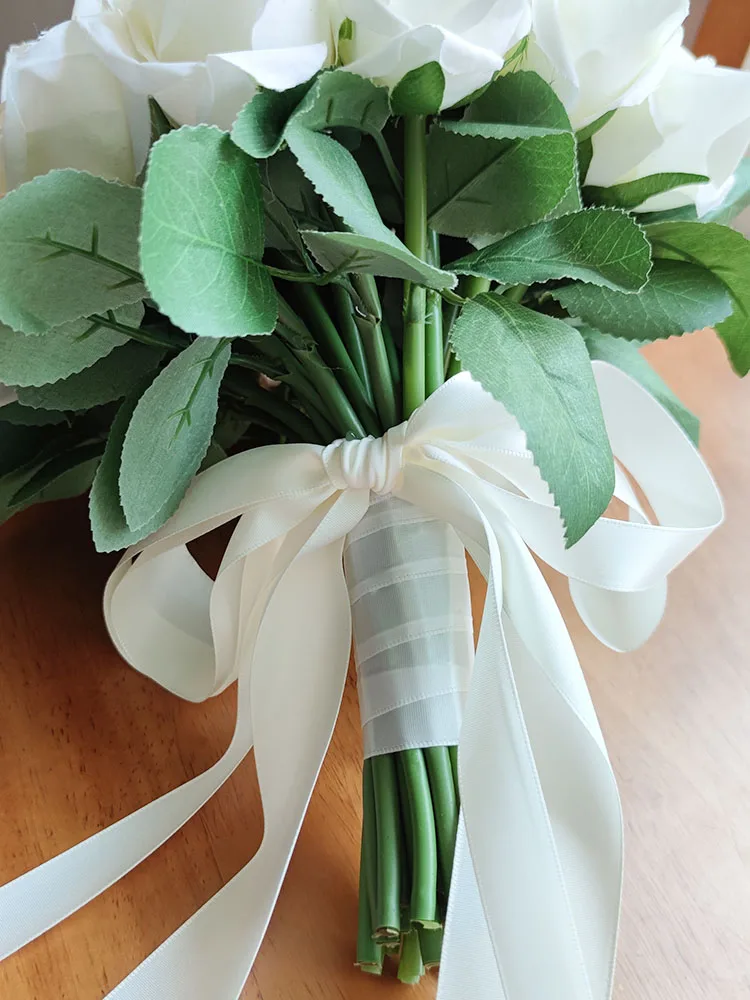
left=526, top=0, right=689, bottom=129
left=72, top=0, right=332, bottom=131
left=1, top=20, right=149, bottom=189
left=334, top=0, right=532, bottom=108
left=587, top=48, right=750, bottom=215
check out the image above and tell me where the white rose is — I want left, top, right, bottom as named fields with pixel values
left=335, top=0, right=532, bottom=109
left=1, top=20, right=149, bottom=189
left=587, top=48, right=750, bottom=215
left=526, top=0, right=689, bottom=129
left=72, top=0, right=332, bottom=131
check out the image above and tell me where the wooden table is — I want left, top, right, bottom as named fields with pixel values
left=1, top=329, right=749, bottom=999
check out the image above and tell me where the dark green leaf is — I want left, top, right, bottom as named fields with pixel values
left=141, top=126, right=277, bottom=339
left=391, top=62, right=446, bottom=115
left=0, top=169, right=145, bottom=334
left=553, top=259, right=733, bottom=341
left=635, top=203, right=699, bottom=225
left=119, top=337, right=231, bottom=529
left=450, top=293, right=614, bottom=544
left=427, top=127, right=576, bottom=238
left=648, top=221, right=750, bottom=374
left=701, top=158, right=750, bottom=226
left=302, top=230, right=457, bottom=288
left=10, top=440, right=103, bottom=507
left=451, top=209, right=651, bottom=291
left=581, top=327, right=700, bottom=445
left=464, top=71, right=571, bottom=131
left=0, top=302, right=144, bottom=387
left=584, top=173, right=709, bottom=211
left=17, top=342, right=164, bottom=411
left=0, top=422, right=49, bottom=476
left=0, top=402, right=67, bottom=426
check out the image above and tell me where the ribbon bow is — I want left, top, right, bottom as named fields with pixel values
left=0, top=365, right=722, bottom=1000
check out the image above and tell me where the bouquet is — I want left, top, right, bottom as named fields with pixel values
left=0, top=1, right=745, bottom=997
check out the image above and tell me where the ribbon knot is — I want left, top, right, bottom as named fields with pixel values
left=322, top=424, right=407, bottom=495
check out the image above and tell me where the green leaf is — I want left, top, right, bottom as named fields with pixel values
left=10, top=440, right=104, bottom=508
left=581, top=327, right=700, bottom=446
left=450, top=293, right=614, bottom=544
left=391, top=62, right=446, bottom=115
left=289, top=70, right=390, bottom=135
left=441, top=121, right=567, bottom=141
left=464, top=71, right=571, bottom=130
left=701, top=158, right=750, bottom=226
left=302, top=230, right=457, bottom=289
left=427, top=128, right=576, bottom=238
left=0, top=302, right=144, bottom=387
left=89, top=390, right=170, bottom=552
left=0, top=402, right=68, bottom=426
left=553, top=259, right=733, bottom=341
left=0, top=422, right=49, bottom=476
left=17, top=342, right=164, bottom=411
left=429, top=71, right=576, bottom=238
left=583, top=173, right=709, bottom=211
left=648, top=221, right=750, bottom=374
left=451, top=209, right=651, bottom=291
left=119, top=337, right=231, bottom=529
left=0, top=170, right=145, bottom=335
left=140, top=126, right=277, bottom=339
left=230, top=80, right=316, bottom=158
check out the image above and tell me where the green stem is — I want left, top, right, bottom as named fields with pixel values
left=462, top=275, right=491, bottom=300
left=445, top=352, right=462, bottom=379
left=331, top=285, right=373, bottom=402
left=89, top=312, right=186, bottom=352
left=291, top=284, right=380, bottom=436
left=357, top=830, right=384, bottom=975
left=362, top=758, right=379, bottom=931
left=370, top=129, right=404, bottom=198
left=449, top=745, right=459, bottom=795
left=403, top=114, right=428, bottom=418
left=425, top=230, right=444, bottom=397
left=372, top=753, right=402, bottom=942
left=401, top=749, right=439, bottom=928
left=424, top=746, right=459, bottom=895
left=504, top=282, right=529, bottom=303
left=398, top=928, right=424, bottom=985
left=381, top=318, right=402, bottom=406
left=356, top=316, right=399, bottom=430
left=222, top=371, right=320, bottom=443
left=418, top=926, right=444, bottom=970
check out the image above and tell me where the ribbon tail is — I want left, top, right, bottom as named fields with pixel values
left=105, top=491, right=368, bottom=1000
left=399, top=467, right=622, bottom=1000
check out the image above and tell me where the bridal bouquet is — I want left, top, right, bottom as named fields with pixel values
left=0, top=1, right=746, bottom=997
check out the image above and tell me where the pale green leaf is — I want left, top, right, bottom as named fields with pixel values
left=701, top=158, right=750, bottom=226
left=553, top=259, right=732, bottom=341
left=391, top=62, right=446, bottom=115
left=17, top=342, right=164, bottom=411
left=450, top=293, right=614, bottom=544
left=230, top=80, right=315, bottom=158
left=302, top=230, right=457, bottom=289
left=0, top=302, right=144, bottom=387
left=140, top=126, right=277, bottom=338
left=648, top=221, right=750, bottom=374
left=89, top=389, right=169, bottom=552
left=0, top=169, right=145, bottom=334
left=451, top=209, right=651, bottom=291
left=290, top=70, right=390, bottom=135
left=119, top=337, right=231, bottom=529
left=581, top=327, right=700, bottom=445
left=441, top=121, right=566, bottom=141
left=584, top=173, right=709, bottom=211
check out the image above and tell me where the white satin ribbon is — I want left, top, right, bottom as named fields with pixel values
left=0, top=364, right=723, bottom=1000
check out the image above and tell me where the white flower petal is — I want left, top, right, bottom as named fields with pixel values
left=588, top=49, right=750, bottom=214
left=528, top=0, right=689, bottom=128
left=0, top=21, right=149, bottom=188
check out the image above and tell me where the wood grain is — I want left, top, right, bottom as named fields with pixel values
left=1, top=329, right=749, bottom=998
left=693, top=0, right=750, bottom=67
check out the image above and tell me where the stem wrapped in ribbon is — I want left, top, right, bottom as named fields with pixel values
left=0, top=365, right=723, bottom=1000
